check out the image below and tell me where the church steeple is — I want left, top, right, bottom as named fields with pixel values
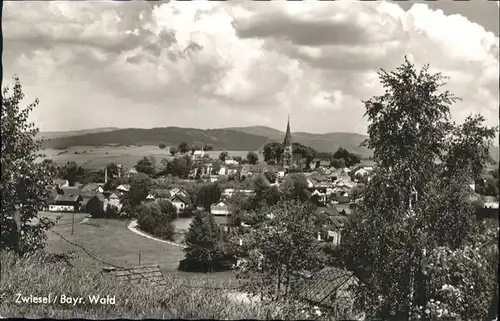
left=283, top=114, right=292, bottom=147
left=282, top=114, right=293, bottom=168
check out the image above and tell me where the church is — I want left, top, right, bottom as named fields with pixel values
left=281, top=115, right=304, bottom=170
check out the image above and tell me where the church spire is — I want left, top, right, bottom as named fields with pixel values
left=284, top=114, right=292, bottom=147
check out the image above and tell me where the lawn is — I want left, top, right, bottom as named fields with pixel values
left=46, top=217, right=237, bottom=287
left=38, top=146, right=261, bottom=170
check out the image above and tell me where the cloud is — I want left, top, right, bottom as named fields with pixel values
left=3, top=1, right=498, bottom=139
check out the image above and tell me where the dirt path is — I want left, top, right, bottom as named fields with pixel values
left=127, top=220, right=187, bottom=249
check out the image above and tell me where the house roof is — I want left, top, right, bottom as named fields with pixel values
left=81, top=183, right=101, bottom=192
left=315, top=206, right=341, bottom=217
left=211, top=200, right=229, bottom=209
left=60, top=186, right=81, bottom=196
left=294, top=267, right=358, bottom=309
left=171, top=193, right=190, bottom=204
left=54, top=194, right=81, bottom=203
left=53, top=178, right=68, bottom=185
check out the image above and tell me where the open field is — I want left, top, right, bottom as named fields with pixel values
left=39, top=146, right=263, bottom=170
left=46, top=217, right=236, bottom=286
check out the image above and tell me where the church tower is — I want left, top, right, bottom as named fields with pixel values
left=282, top=114, right=293, bottom=168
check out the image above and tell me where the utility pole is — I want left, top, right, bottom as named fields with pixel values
left=71, top=211, right=75, bottom=235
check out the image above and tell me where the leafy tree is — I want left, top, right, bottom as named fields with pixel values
left=169, top=146, right=178, bottom=156
left=137, top=203, right=175, bottom=240
left=42, top=159, right=58, bottom=178
left=264, top=171, right=277, bottom=184
left=166, top=155, right=192, bottom=178
left=122, top=172, right=152, bottom=210
left=219, top=150, right=229, bottom=162
left=232, top=200, right=324, bottom=301
left=263, top=142, right=283, bottom=164
left=159, top=143, right=166, bottom=149
left=190, top=145, right=196, bottom=154
left=332, top=148, right=361, bottom=168
left=183, top=211, right=225, bottom=272
left=292, top=142, right=317, bottom=168
left=104, top=204, right=120, bottom=218
left=178, top=142, right=189, bottom=154
left=193, top=182, right=221, bottom=210
left=281, top=173, right=310, bottom=202
left=341, top=57, right=498, bottom=320
left=233, top=156, right=243, bottom=164
left=134, top=156, right=156, bottom=177
left=85, top=196, right=104, bottom=217
left=106, top=163, right=119, bottom=180
left=246, top=151, right=259, bottom=165
left=203, top=143, right=214, bottom=151
left=1, top=76, right=55, bottom=254
left=331, top=158, right=346, bottom=169
left=158, top=199, right=178, bottom=221
left=59, top=161, right=86, bottom=186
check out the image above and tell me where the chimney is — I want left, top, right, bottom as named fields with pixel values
left=105, top=167, right=108, bottom=184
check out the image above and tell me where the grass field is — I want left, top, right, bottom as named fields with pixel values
left=39, top=146, right=262, bottom=170
left=45, top=216, right=236, bottom=286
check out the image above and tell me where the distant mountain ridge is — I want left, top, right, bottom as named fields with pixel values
left=40, top=125, right=499, bottom=162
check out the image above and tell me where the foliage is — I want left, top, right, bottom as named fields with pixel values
left=159, top=143, right=166, bottom=149
left=475, top=176, right=499, bottom=197
left=219, top=151, right=229, bottom=162
left=247, top=151, right=259, bottom=165
left=158, top=199, right=178, bottom=221
left=136, top=203, right=175, bottom=241
left=58, top=161, right=86, bottom=186
left=169, top=146, right=178, bottom=156
left=233, top=156, right=243, bottom=163
left=193, top=182, right=221, bottom=210
left=121, top=173, right=152, bottom=210
left=203, top=143, right=214, bottom=151
left=262, top=142, right=316, bottom=167
left=332, top=148, right=361, bottom=168
left=165, top=155, right=192, bottom=178
left=105, top=163, right=119, bottom=180
left=85, top=196, right=104, bottom=217
left=281, top=173, right=310, bottom=202
left=331, top=158, right=346, bottom=169
left=231, top=200, right=324, bottom=301
left=264, top=171, right=277, bottom=184
left=1, top=76, right=55, bottom=254
left=342, top=57, right=498, bottom=320
left=182, top=211, right=228, bottom=272
left=134, top=156, right=156, bottom=177
left=178, top=142, right=189, bottom=154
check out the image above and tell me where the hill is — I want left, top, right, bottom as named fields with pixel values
left=42, top=127, right=272, bottom=151
left=37, top=127, right=119, bottom=140
left=227, top=126, right=372, bottom=158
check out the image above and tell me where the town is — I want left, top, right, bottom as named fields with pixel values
left=2, top=1, right=499, bottom=320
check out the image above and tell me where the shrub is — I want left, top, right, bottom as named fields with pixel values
left=137, top=203, right=175, bottom=241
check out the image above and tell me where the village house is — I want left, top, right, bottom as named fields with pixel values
left=221, top=188, right=255, bottom=199
left=49, top=194, right=83, bottom=212
left=210, top=200, right=231, bottom=230
left=104, top=192, right=122, bottom=211
left=53, top=178, right=70, bottom=188
left=225, top=159, right=239, bottom=165
left=126, top=167, right=138, bottom=177
left=170, top=193, right=191, bottom=213
left=81, top=183, right=105, bottom=194
left=169, top=187, right=189, bottom=199
left=191, top=150, right=205, bottom=160
left=152, top=188, right=170, bottom=201
left=59, top=185, right=81, bottom=196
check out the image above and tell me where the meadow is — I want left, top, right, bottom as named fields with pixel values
left=39, top=146, right=262, bottom=170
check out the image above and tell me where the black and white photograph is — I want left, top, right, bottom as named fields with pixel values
left=1, top=0, right=499, bottom=319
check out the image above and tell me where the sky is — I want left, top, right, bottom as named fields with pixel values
left=3, top=0, right=499, bottom=135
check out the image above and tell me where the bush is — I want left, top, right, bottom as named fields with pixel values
left=137, top=203, right=175, bottom=241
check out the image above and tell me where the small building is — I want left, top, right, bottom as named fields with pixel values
left=145, top=194, right=156, bottom=202
left=116, top=184, right=131, bottom=193
left=49, top=194, right=83, bottom=212
left=105, top=193, right=122, bottom=211
left=169, top=188, right=189, bottom=199
left=210, top=200, right=231, bottom=216
left=170, top=193, right=190, bottom=212
left=53, top=179, right=69, bottom=188
left=82, top=183, right=105, bottom=194
left=59, top=186, right=81, bottom=195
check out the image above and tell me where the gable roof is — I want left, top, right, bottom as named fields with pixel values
left=171, top=193, right=190, bottom=204
left=54, top=194, right=81, bottom=203
left=60, top=186, right=81, bottom=196
left=211, top=200, right=228, bottom=208
left=315, top=206, right=341, bottom=217
left=294, top=267, right=358, bottom=310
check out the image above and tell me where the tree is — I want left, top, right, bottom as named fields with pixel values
left=137, top=203, right=175, bottom=240
left=178, top=142, right=189, bottom=154
left=183, top=211, right=225, bottom=272
left=167, top=155, right=192, bottom=178
left=122, top=172, right=152, bottom=210
left=219, top=151, right=229, bottom=162
left=85, top=196, right=104, bottom=218
left=203, top=143, right=214, bottom=151
left=333, top=148, right=361, bottom=168
left=247, top=151, right=259, bottom=165
left=232, top=200, right=324, bottom=302
left=158, top=199, right=178, bottom=221
left=134, top=156, right=156, bottom=177
left=105, top=163, right=119, bottom=180
left=341, top=57, right=497, bottom=320
left=159, top=143, right=166, bottom=149
left=169, top=146, right=178, bottom=156
left=233, top=156, right=243, bottom=164
left=193, top=182, right=221, bottom=210
left=331, top=158, right=346, bottom=169
left=281, top=173, right=310, bottom=202
left=59, top=161, right=86, bottom=186
left=264, top=171, right=277, bottom=184
left=1, top=76, right=55, bottom=254
left=263, top=142, right=283, bottom=164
